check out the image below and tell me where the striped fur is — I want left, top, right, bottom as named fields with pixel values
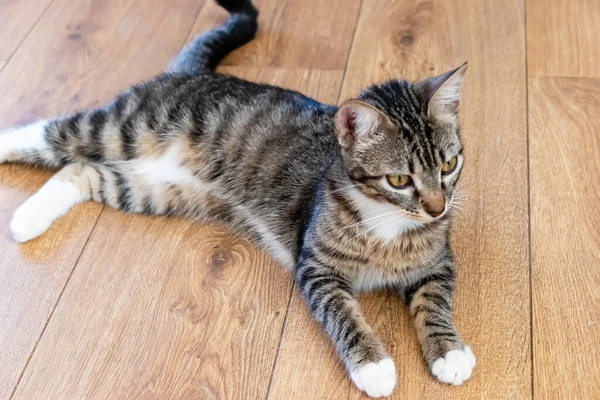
left=0, top=1, right=475, bottom=396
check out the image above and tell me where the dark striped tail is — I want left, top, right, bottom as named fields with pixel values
left=169, top=0, right=258, bottom=75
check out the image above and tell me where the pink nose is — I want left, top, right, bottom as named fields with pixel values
left=422, top=192, right=446, bottom=217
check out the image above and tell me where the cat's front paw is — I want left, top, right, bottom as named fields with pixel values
left=350, top=358, right=396, bottom=398
left=431, top=346, right=476, bottom=386
left=10, top=198, right=53, bottom=243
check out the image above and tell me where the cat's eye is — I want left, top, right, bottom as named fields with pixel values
left=441, top=156, right=458, bottom=174
left=386, top=174, right=412, bottom=189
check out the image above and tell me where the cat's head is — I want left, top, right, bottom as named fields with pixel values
left=334, top=63, right=467, bottom=229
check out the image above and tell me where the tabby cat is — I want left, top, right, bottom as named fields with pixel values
left=0, top=0, right=475, bottom=396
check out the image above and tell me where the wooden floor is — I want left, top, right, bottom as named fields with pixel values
left=0, top=0, right=598, bottom=398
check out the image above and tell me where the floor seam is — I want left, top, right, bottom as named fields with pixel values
left=265, top=281, right=296, bottom=399
left=8, top=206, right=105, bottom=399
left=1, top=0, right=56, bottom=72
left=335, top=0, right=364, bottom=105
left=523, top=0, right=534, bottom=398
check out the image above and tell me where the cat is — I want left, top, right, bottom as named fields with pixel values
left=0, top=0, right=475, bottom=397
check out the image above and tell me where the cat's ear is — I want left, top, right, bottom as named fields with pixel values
left=334, top=100, right=390, bottom=149
left=416, top=62, right=467, bottom=123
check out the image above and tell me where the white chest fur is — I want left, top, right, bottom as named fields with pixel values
left=345, top=186, right=422, bottom=242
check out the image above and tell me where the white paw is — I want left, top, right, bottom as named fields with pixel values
left=10, top=179, right=83, bottom=242
left=431, top=346, right=476, bottom=386
left=351, top=358, right=396, bottom=398
left=10, top=197, right=56, bottom=243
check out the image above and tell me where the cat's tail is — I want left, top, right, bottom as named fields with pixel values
left=169, top=0, right=258, bottom=75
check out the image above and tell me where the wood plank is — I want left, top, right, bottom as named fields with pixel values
left=0, top=0, right=206, bottom=397
left=269, top=285, right=352, bottom=399
left=0, top=167, right=101, bottom=400
left=188, top=0, right=362, bottom=70
left=13, top=68, right=344, bottom=399
left=271, top=0, right=531, bottom=398
left=14, top=213, right=293, bottom=399
left=527, top=0, right=600, bottom=78
left=0, top=0, right=206, bottom=128
left=0, top=0, right=54, bottom=60
left=529, top=77, right=600, bottom=398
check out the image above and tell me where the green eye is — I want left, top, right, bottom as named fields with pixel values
left=386, top=174, right=412, bottom=189
left=441, top=156, right=458, bottom=174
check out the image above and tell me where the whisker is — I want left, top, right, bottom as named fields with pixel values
left=448, top=200, right=468, bottom=215
left=454, top=180, right=471, bottom=189
left=341, top=210, right=400, bottom=230
left=452, top=196, right=470, bottom=204
left=327, top=182, right=358, bottom=195
left=345, top=218, right=397, bottom=243
left=453, top=187, right=472, bottom=198
left=341, top=212, right=428, bottom=245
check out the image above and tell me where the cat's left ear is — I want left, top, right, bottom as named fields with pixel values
left=416, top=62, right=468, bottom=123
left=334, top=100, right=392, bottom=149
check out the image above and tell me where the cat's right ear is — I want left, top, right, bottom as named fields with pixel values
left=334, top=101, right=389, bottom=149
left=415, top=62, right=468, bottom=125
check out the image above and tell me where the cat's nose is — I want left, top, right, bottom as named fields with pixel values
left=422, top=192, right=446, bottom=218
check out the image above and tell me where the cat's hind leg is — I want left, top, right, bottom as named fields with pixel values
left=10, top=157, right=214, bottom=242
left=0, top=107, right=114, bottom=168
left=9, top=160, right=143, bottom=242
left=9, top=163, right=100, bottom=242
left=1, top=84, right=167, bottom=168
left=0, top=120, right=54, bottom=166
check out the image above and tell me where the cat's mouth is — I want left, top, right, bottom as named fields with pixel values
left=400, top=203, right=451, bottom=224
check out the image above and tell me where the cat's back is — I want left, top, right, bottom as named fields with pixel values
left=129, top=70, right=341, bottom=171
left=147, top=71, right=336, bottom=121
left=176, top=70, right=341, bottom=178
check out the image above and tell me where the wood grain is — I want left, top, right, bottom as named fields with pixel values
left=529, top=77, right=600, bottom=398
left=0, top=0, right=205, bottom=397
left=0, top=0, right=206, bottom=129
left=188, top=0, right=362, bottom=70
left=0, top=0, right=54, bottom=61
left=527, top=0, right=600, bottom=78
left=12, top=67, right=344, bottom=398
left=0, top=166, right=101, bottom=400
left=13, top=211, right=292, bottom=399
left=271, top=0, right=531, bottom=398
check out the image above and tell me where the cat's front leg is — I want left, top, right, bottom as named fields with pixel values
left=296, top=255, right=396, bottom=398
left=402, top=253, right=476, bottom=386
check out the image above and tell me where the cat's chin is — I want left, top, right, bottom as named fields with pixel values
left=345, top=185, right=424, bottom=241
